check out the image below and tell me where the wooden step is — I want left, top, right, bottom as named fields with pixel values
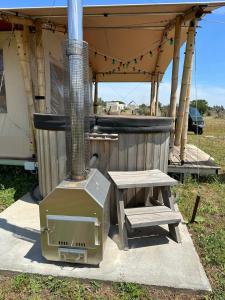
left=125, top=206, right=181, bottom=229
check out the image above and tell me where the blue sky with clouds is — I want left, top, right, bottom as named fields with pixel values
left=1, top=0, right=225, bottom=106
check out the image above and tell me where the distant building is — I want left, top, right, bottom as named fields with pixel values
left=106, top=101, right=125, bottom=113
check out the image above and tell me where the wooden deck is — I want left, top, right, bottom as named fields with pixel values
left=168, top=144, right=220, bottom=176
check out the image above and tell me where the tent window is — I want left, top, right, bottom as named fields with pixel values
left=0, top=49, right=6, bottom=113
left=50, top=62, right=64, bottom=114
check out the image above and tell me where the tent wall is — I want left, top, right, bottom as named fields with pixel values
left=42, top=30, right=65, bottom=113
left=0, top=32, right=32, bottom=159
left=0, top=30, right=68, bottom=161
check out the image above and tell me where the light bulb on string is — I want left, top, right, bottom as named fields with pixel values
left=170, top=38, right=174, bottom=45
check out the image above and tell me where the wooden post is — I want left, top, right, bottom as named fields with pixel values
left=174, top=20, right=196, bottom=146
left=93, top=80, right=98, bottom=114
left=15, top=27, right=36, bottom=154
left=180, top=68, right=193, bottom=162
left=155, top=74, right=160, bottom=116
left=169, top=16, right=182, bottom=156
left=35, top=21, right=46, bottom=113
left=150, top=79, right=156, bottom=116
left=34, top=22, right=50, bottom=197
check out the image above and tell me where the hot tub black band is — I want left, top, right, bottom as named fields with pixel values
left=95, top=116, right=172, bottom=128
left=33, top=113, right=172, bottom=132
left=94, top=125, right=172, bottom=133
left=34, top=113, right=96, bottom=131
left=34, top=114, right=68, bottom=131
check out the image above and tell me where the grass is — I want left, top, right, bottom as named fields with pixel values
left=0, top=116, right=224, bottom=299
left=0, top=165, right=37, bottom=212
left=174, top=175, right=225, bottom=299
left=173, top=116, right=225, bottom=299
left=188, top=116, right=225, bottom=171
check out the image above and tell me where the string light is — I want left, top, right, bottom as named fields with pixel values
left=99, top=70, right=153, bottom=76
left=90, top=34, right=173, bottom=75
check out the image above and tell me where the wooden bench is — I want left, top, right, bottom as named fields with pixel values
left=108, top=169, right=181, bottom=250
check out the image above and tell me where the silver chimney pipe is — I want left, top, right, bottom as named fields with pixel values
left=67, top=0, right=86, bottom=180
left=68, top=0, right=83, bottom=41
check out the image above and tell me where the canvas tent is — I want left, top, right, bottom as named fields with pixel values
left=0, top=29, right=64, bottom=161
left=0, top=2, right=224, bottom=163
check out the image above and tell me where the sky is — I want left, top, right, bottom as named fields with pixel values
left=0, top=0, right=225, bottom=106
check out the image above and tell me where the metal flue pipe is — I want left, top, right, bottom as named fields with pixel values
left=68, top=0, right=83, bottom=40
left=67, top=0, right=86, bottom=180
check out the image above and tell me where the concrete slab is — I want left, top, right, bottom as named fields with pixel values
left=0, top=194, right=211, bottom=292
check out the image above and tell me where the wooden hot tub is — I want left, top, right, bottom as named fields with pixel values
left=90, top=115, right=172, bottom=221
left=34, top=114, right=172, bottom=221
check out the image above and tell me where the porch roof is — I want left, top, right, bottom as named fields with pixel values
left=0, top=2, right=225, bottom=82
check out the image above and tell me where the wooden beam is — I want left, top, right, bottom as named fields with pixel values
left=15, top=27, right=36, bottom=154
left=174, top=21, right=196, bottom=146
left=0, top=12, right=34, bottom=26
left=0, top=11, right=67, bottom=33
left=169, top=16, right=182, bottom=157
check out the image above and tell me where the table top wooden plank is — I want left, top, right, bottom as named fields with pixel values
left=108, top=169, right=177, bottom=189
